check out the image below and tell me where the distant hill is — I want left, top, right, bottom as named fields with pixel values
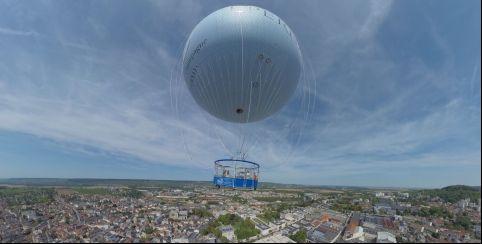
left=1, top=179, right=478, bottom=194
left=260, top=182, right=372, bottom=191
left=441, top=185, right=480, bottom=192
left=420, top=185, right=481, bottom=203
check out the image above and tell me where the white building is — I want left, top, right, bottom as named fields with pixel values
left=282, top=213, right=294, bottom=221
left=377, top=231, right=396, bottom=243
left=172, top=238, right=189, bottom=243
left=353, top=226, right=364, bottom=241
left=169, top=210, right=188, bottom=220
left=169, top=210, right=178, bottom=220
left=213, top=209, right=227, bottom=218
left=255, top=234, right=296, bottom=243
left=219, top=225, right=235, bottom=241
left=178, top=210, right=188, bottom=220
left=458, top=198, right=471, bottom=210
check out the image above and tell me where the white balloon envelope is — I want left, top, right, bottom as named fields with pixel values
left=183, top=6, right=302, bottom=123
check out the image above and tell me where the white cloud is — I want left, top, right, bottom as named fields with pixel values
left=358, top=0, right=394, bottom=39
left=0, top=27, right=40, bottom=37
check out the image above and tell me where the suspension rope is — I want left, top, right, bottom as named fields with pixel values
left=237, top=10, right=246, bottom=160
left=243, top=56, right=265, bottom=157
left=169, top=34, right=195, bottom=161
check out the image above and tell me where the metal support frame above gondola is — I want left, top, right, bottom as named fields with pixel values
left=213, top=159, right=260, bottom=190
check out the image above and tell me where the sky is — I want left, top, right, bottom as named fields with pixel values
left=0, top=0, right=480, bottom=188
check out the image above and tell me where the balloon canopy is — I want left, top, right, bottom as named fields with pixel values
left=182, top=6, right=302, bottom=123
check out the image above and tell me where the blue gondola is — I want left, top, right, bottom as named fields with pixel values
left=213, top=159, right=260, bottom=190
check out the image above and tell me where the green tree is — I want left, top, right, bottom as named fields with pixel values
left=232, top=195, right=248, bottom=204
left=192, top=208, right=213, bottom=218
left=202, top=214, right=259, bottom=241
left=260, top=208, right=280, bottom=222
left=234, top=218, right=260, bottom=240
left=144, top=226, right=155, bottom=234
left=289, top=230, right=307, bottom=243
left=454, top=215, right=472, bottom=230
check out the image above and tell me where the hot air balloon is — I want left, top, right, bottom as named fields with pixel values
left=182, top=5, right=302, bottom=123
left=181, top=6, right=303, bottom=190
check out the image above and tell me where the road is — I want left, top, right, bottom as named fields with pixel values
left=252, top=216, right=304, bottom=242
left=334, top=211, right=353, bottom=243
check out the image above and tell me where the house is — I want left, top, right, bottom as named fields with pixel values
left=255, top=234, right=296, bottom=243
left=169, top=211, right=178, bottom=220
left=376, top=231, right=396, bottom=243
left=179, top=210, right=188, bottom=220
left=219, top=225, right=235, bottom=241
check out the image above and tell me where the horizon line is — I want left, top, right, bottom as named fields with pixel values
left=1, top=177, right=479, bottom=190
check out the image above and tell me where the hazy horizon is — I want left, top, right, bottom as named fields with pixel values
left=0, top=177, right=480, bottom=190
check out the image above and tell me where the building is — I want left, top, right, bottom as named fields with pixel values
left=376, top=231, right=396, bottom=243
left=172, top=238, right=189, bottom=243
left=458, top=198, right=470, bottom=210
left=169, top=210, right=178, bottom=220
left=253, top=218, right=270, bottom=236
left=213, top=209, right=227, bottom=218
left=282, top=213, right=294, bottom=221
left=219, top=225, right=235, bottom=241
left=255, top=234, right=296, bottom=243
left=375, top=192, right=385, bottom=198
left=178, top=210, right=188, bottom=220
left=374, top=204, right=393, bottom=215
left=352, top=226, right=364, bottom=240
left=308, top=224, right=340, bottom=243
left=344, top=213, right=362, bottom=240
left=168, top=209, right=188, bottom=221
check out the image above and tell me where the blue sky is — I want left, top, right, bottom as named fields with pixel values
left=0, top=0, right=480, bottom=188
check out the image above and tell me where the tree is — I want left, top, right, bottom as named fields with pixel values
left=232, top=195, right=248, bottom=204
left=454, top=215, right=472, bottom=230
left=220, top=236, right=229, bottom=243
left=289, top=230, right=307, bottom=243
left=192, top=208, right=213, bottom=218
left=234, top=218, right=260, bottom=240
left=260, top=208, right=280, bottom=222
left=144, top=226, right=155, bottom=235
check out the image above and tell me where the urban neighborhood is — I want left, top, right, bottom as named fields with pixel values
left=0, top=180, right=480, bottom=243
